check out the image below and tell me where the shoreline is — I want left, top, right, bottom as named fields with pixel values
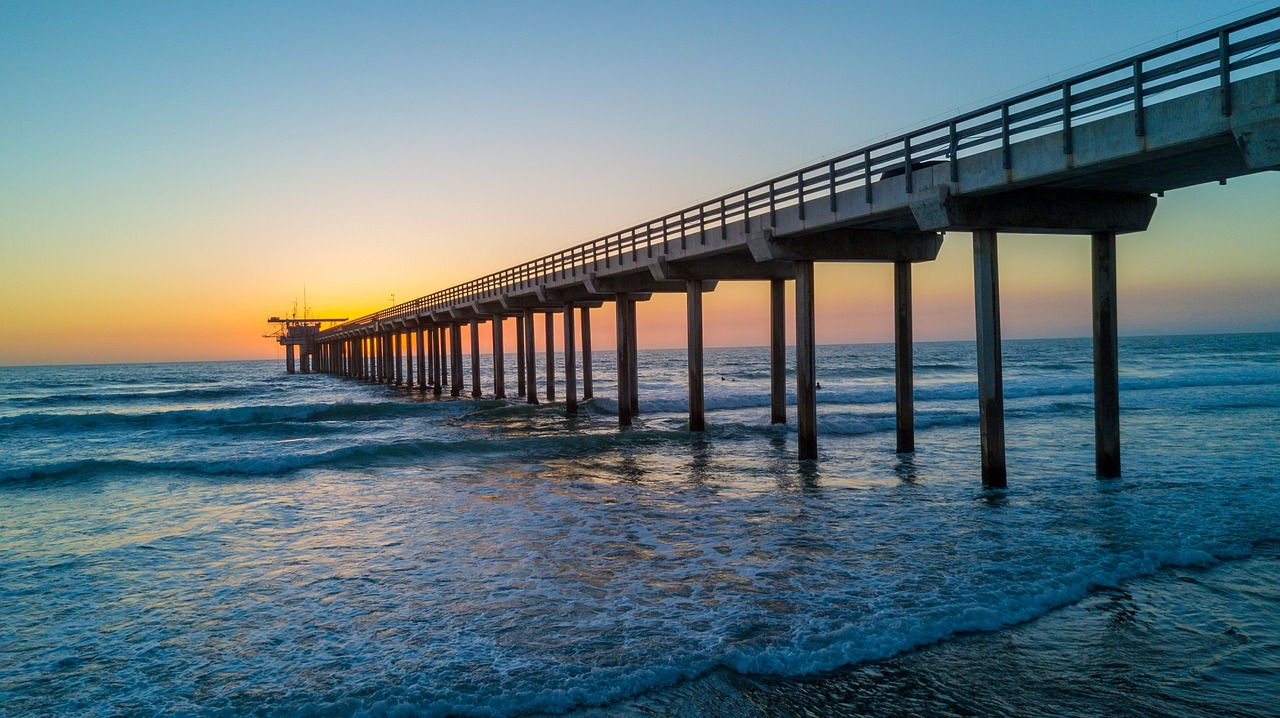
left=564, top=541, right=1280, bottom=718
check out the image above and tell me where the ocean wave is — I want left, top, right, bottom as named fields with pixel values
left=3, top=385, right=273, bottom=408
left=0, top=428, right=680, bottom=484
left=0, top=399, right=461, bottom=432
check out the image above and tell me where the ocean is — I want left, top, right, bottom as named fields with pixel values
left=2, top=333, right=1278, bottom=717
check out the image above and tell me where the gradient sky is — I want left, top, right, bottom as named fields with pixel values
left=2, top=1, right=1278, bottom=365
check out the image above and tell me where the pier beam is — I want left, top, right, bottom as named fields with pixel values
left=470, top=318, right=482, bottom=399
left=770, top=278, right=787, bottom=425
left=492, top=316, right=506, bottom=399
left=516, top=314, right=527, bottom=398
left=615, top=294, right=632, bottom=426
left=687, top=280, right=705, bottom=431
left=450, top=323, right=463, bottom=397
left=286, top=343, right=296, bottom=374
left=1092, top=231, right=1122, bottom=478
left=796, top=261, right=818, bottom=460
left=564, top=303, right=578, bottom=414
left=580, top=306, right=593, bottom=400
left=895, top=261, right=915, bottom=453
left=973, top=229, right=1007, bottom=488
left=524, top=308, right=538, bottom=404
left=544, top=312, right=556, bottom=401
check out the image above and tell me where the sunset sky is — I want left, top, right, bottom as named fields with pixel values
left=2, top=1, right=1278, bottom=366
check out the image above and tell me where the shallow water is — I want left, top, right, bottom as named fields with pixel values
left=2, top=334, right=1278, bottom=716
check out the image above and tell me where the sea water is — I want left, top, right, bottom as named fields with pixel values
left=1, top=334, right=1278, bottom=717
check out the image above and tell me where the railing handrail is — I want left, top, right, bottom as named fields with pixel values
left=322, top=7, right=1280, bottom=339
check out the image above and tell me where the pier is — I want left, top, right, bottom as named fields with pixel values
left=279, top=11, right=1280, bottom=487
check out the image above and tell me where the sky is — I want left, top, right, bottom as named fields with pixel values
left=2, top=0, right=1278, bottom=366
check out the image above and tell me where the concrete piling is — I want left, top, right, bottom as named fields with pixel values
left=564, top=303, right=577, bottom=414
left=686, top=280, right=705, bottom=431
left=770, top=278, right=786, bottom=425
left=544, top=312, right=555, bottom=402
left=580, top=306, right=593, bottom=400
left=973, top=229, right=1007, bottom=488
left=492, top=316, right=506, bottom=399
left=523, top=308, right=538, bottom=404
left=470, top=318, right=482, bottom=399
left=795, top=261, right=817, bottom=460
left=615, top=294, right=632, bottom=426
left=1092, top=231, right=1121, bottom=478
left=894, top=261, right=915, bottom=453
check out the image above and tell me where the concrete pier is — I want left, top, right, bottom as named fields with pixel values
left=300, top=15, right=1280, bottom=483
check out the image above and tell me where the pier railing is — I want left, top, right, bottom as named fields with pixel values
left=326, top=8, right=1280, bottom=335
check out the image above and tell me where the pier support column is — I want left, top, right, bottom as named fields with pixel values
left=404, top=332, right=413, bottom=387
left=544, top=312, right=556, bottom=401
left=796, top=261, right=817, bottom=460
left=301, top=346, right=311, bottom=375
left=387, top=334, right=395, bottom=384
left=432, top=327, right=443, bottom=396
left=515, top=314, right=527, bottom=398
left=470, top=318, right=482, bottom=399
left=973, top=229, right=1007, bottom=488
left=615, top=294, right=632, bottom=426
left=1093, top=231, right=1122, bottom=478
left=687, top=280, right=705, bottom=431
left=416, top=329, right=426, bottom=391
left=580, top=306, right=593, bottom=400
left=439, top=326, right=449, bottom=390
left=564, top=303, right=578, bottom=414
left=895, top=261, right=915, bottom=453
left=492, top=316, right=506, bottom=399
left=373, top=335, right=381, bottom=381
left=286, top=344, right=296, bottom=374
left=770, top=278, right=787, bottom=425
left=523, top=308, right=538, bottom=404
left=399, top=332, right=408, bottom=385
left=450, top=324, right=463, bottom=397
left=627, top=297, right=639, bottom=416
